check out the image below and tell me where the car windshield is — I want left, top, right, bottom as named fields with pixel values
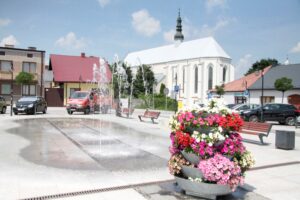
left=18, top=97, right=37, bottom=102
left=70, top=92, right=88, bottom=99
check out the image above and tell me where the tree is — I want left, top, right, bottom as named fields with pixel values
left=109, top=62, right=133, bottom=99
left=274, top=77, right=293, bottom=103
left=133, top=65, right=156, bottom=97
left=245, top=58, right=278, bottom=75
left=215, top=84, right=225, bottom=97
left=15, top=72, right=34, bottom=85
left=159, top=83, right=166, bottom=96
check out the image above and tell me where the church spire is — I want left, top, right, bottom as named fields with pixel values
left=174, top=9, right=184, bottom=42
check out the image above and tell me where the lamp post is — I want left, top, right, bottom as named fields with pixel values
left=174, top=73, right=178, bottom=113
left=10, top=67, right=14, bottom=116
left=79, top=75, right=82, bottom=91
left=256, top=68, right=264, bottom=122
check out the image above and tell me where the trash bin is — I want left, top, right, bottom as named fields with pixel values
left=275, top=130, right=295, bottom=150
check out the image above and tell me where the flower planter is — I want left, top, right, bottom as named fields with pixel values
left=175, top=176, right=232, bottom=200
left=181, top=151, right=200, bottom=165
left=181, top=165, right=203, bottom=179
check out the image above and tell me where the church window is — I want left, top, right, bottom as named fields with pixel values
left=194, top=66, right=198, bottom=93
left=208, top=66, right=213, bottom=90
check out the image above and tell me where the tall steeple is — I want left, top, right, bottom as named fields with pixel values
left=174, top=9, right=184, bottom=42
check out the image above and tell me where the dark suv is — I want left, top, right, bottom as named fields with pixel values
left=240, top=103, right=300, bottom=125
left=0, top=96, right=7, bottom=114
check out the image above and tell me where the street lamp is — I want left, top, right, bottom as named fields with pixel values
left=79, top=75, right=82, bottom=90
left=174, top=73, right=178, bottom=113
left=10, top=67, right=14, bottom=116
left=255, top=68, right=264, bottom=122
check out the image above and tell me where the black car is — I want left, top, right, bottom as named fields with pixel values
left=13, top=96, right=47, bottom=115
left=240, top=103, right=300, bottom=125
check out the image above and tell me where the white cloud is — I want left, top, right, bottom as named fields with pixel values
left=290, top=42, right=300, bottom=53
left=55, top=32, right=87, bottom=49
left=131, top=9, right=161, bottom=37
left=97, top=0, right=110, bottom=8
left=206, top=0, right=227, bottom=12
left=0, top=18, right=11, bottom=27
left=200, top=19, right=230, bottom=37
left=235, top=54, right=253, bottom=79
left=0, top=35, right=19, bottom=46
left=163, top=29, right=175, bottom=43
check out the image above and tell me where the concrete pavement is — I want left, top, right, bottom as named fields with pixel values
left=0, top=107, right=299, bottom=200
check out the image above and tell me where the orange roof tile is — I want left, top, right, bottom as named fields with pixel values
left=222, top=65, right=272, bottom=92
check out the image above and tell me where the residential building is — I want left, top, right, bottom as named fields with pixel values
left=215, top=66, right=272, bottom=104
left=48, top=53, right=111, bottom=106
left=218, top=64, right=300, bottom=109
left=124, top=11, right=234, bottom=107
left=248, top=64, right=300, bottom=108
left=0, top=45, right=45, bottom=102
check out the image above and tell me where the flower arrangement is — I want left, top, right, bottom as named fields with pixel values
left=168, top=98, right=254, bottom=191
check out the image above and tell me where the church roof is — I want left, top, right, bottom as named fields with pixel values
left=124, top=37, right=230, bottom=66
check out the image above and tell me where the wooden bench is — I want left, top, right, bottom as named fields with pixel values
left=138, top=110, right=160, bottom=124
left=239, top=122, right=272, bottom=144
left=122, top=108, right=134, bottom=117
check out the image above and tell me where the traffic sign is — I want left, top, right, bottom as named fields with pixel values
left=163, top=88, right=169, bottom=95
left=174, top=85, right=180, bottom=93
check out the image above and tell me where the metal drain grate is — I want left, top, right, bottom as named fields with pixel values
left=20, top=179, right=175, bottom=200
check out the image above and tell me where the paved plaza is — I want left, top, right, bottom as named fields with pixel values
left=0, top=107, right=299, bottom=200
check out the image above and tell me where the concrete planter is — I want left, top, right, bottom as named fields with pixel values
left=181, top=165, right=203, bottom=179
left=181, top=151, right=200, bottom=165
left=175, top=176, right=232, bottom=200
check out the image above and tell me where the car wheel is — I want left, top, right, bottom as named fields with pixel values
left=285, top=116, right=295, bottom=126
left=14, top=112, right=18, bottom=115
left=249, top=115, right=259, bottom=122
left=68, top=110, right=73, bottom=115
left=43, top=107, right=47, bottom=114
left=84, top=107, right=90, bottom=115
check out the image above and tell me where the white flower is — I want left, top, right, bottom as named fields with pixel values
left=201, top=133, right=206, bottom=138
left=209, top=132, right=213, bottom=139
left=208, top=142, right=213, bottom=146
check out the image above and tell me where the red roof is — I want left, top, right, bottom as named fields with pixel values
left=222, top=65, right=272, bottom=92
left=49, top=54, right=112, bottom=83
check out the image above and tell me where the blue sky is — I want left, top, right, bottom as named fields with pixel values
left=1, top=0, right=300, bottom=78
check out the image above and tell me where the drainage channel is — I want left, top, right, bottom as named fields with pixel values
left=20, top=179, right=175, bottom=200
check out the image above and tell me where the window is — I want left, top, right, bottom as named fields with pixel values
left=0, top=60, right=13, bottom=72
left=1, top=84, right=11, bottom=94
left=208, top=66, right=213, bottom=90
left=261, top=96, right=274, bottom=104
left=0, top=51, right=5, bottom=56
left=70, top=88, right=80, bottom=97
left=194, top=66, right=198, bottom=93
left=182, top=67, right=185, bottom=93
left=27, top=53, right=33, bottom=58
left=222, top=66, right=227, bottom=83
left=235, top=96, right=247, bottom=104
left=22, top=85, right=36, bottom=96
left=22, top=62, right=36, bottom=73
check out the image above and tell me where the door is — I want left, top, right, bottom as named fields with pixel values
left=44, top=88, right=64, bottom=107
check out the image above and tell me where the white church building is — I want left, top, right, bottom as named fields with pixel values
left=124, top=12, right=234, bottom=107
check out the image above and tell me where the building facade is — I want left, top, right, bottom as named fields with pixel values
left=124, top=37, right=234, bottom=107
left=0, top=45, right=45, bottom=102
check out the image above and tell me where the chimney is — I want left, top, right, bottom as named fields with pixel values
left=5, top=44, right=14, bottom=48
left=28, top=46, right=37, bottom=50
left=81, top=52, right=85, bottom=58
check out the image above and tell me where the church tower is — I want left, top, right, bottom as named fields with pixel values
left=174, top=9, right=184, bottom=42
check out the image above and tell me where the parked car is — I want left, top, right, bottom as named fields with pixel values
left=231, top=103, right=260, bottom=113
left=13, top=96, right=47, bottom=115
left=240, top=103, right=300, bottom=125
left=66, top=90, right=111, bottom=115
left=0, top=96, right=7, bottom=114
left=226, top=104, right=237, bottom=109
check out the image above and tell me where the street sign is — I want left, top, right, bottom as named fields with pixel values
left=207, top=92, right=212, bottom=99
left=244, top=90, right=249, bottom=97
left=174, top=85, right=180, bottom=93
left=163, top=88, right=169, bottom=95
